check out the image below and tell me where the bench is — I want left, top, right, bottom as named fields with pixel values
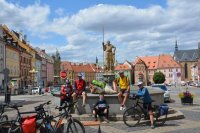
left=82, top=121, right=101, bottom=133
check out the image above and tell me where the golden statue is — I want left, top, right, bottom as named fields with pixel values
left=102, top=41, right=116, bottom=72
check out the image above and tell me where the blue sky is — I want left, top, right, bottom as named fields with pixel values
left=1, top=0, right=200, bottom=63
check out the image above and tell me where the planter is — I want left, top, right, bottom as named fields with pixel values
left=181, top=97, right=193, bottom=104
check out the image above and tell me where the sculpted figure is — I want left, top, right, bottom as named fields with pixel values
left=102, top=41, right=116, bottom=72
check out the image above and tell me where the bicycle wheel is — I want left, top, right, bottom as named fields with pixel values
left=154, top=108, right=168, bottom=126
left=123, top=107, right=141, bottom=127
left=66, top=118, right=85, bottom=133
left=0, top=115, right=8, bottom=122
left=0, top=121, right=21, bottom=133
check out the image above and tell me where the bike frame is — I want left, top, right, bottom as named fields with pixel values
left=132, top=98, right=150, bottom=117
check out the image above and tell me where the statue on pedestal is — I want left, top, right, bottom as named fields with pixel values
left=102, top=41, right=116, bottom=73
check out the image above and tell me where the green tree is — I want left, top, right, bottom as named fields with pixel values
left=153, top=71, right=166, bottom=84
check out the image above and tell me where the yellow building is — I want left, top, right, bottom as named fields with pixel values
left=2, top=25, right=36, bottom=69
left=2, top=25, right=37, bottom=88
left=6, top=42, right=20, bottom=94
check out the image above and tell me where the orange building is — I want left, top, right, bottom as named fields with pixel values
left=61, top=61, right=96, bottom=85
left=133, top=54, right=181, bottom=85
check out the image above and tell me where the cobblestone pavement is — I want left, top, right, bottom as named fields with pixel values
left=0, top=86, right=200, bottom=133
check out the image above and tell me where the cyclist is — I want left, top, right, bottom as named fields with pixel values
left=136, top=81, right=155, bottom=129
left=113, top=71, right=130, bottom=110
left=60, top=79, right=73, bottom=111
left=72, top=73, right=87, bottom=107
left=92, top=94, right=109, bottom=122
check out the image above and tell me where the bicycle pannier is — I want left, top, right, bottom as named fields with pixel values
left=22, top=115, right=36, bottom=133
left=159, top=104, right=169, bottom=116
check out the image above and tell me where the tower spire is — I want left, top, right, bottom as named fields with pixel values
left=175, top=40, right=178, bottom=51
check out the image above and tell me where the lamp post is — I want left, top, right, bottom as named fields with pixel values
left=29, top=68, right=38, bottom=87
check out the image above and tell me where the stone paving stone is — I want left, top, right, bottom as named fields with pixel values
left=164, top=127, right=200, bottom=133
left=102, top=122, right=150, bottom=132
left=192, top=107, right=200, bottom=111
left=180, top=110, right=200, bottom=121
left=85, top=126, right=107, bottom=133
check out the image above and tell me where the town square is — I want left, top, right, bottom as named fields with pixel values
left=0, top=0, right=200, bottom=133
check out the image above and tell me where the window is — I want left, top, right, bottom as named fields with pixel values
left=184, top=63, right=188, bottom=78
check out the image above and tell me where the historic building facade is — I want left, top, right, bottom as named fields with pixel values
left=115, top=61, right=134, bottom=84
left=19, top=50, right=32, bottom=90
left=46, top=55, right=54, bottom=86
left=3, top=32, right=21, bottom=94
left=35, top=53, right=42, bottom=87
left=0, top=26, right=6, bottom=90
left=134, top=54, right=181, bottom=85
left=174, top=41, right=199, bottom=82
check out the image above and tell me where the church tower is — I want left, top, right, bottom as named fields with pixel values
left=175, top=40, right=178, bottom=51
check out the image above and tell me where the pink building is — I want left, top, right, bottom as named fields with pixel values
left=134, top=54, right=181, bottom=85
left=47, top=57, right=54, bottom=86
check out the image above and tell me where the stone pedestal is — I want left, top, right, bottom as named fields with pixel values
left=52, top=86, right=165, bottom=115
left=103, top=73, right=115, bottom=87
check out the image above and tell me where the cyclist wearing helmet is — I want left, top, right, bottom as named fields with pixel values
left=72, top=73, right=87, bottom=107
left=60, top=79, right=73, bottom=111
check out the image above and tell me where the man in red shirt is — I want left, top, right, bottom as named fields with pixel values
left=60, top=79, right=73, bottom=111
left=72, top=73, right=87, bottom=107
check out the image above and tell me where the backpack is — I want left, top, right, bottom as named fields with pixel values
left=159, top=104, right=169, bottom=116
left=92, top=80, right=106, bottom=88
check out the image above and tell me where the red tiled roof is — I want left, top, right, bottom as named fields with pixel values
left=133, top=54, right=181, bottom=69
left=134, top=56, right=158, bottom=70
left=158, top=54, right=181, bottom=68
left=71, top=63, right=94, bottom=73
left=61, top=61, right=73, bottom=71
left=90, top=64, right=103, bottom=72
left=115, top=64, right=131, bottom=70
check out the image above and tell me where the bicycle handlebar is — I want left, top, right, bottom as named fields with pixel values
left=55, top=101, right=77, bottom=110
left=8, top=104, right=23, bottom=109
left=34, top=100, right=51, bottom=112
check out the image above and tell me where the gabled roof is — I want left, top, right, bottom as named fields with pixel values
left=134, top=56, right=158, bottom=70
left=90, top=64, right=103, bottom=72
left=61, top=61, right=73, bottom=71
left=158, top=54, right=181, bottom=68
left=71, top=63, right=94, bottom=73
left=115, top=64, right=131, bottom=70
left=174, top=49, right=198, bottom=62
left=133, top=54, right=180, bottom=69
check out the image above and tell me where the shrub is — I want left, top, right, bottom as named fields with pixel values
left=153, top=71, right=166, bottom=84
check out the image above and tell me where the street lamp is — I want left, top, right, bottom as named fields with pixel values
left=29, top=68, right=38, bottom=87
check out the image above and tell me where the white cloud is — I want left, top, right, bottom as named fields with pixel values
left=1, top=0, right=200, bottom=63
left=0, top=0, right=50, bottom=31
left=55, top=8, right=65, bottom=16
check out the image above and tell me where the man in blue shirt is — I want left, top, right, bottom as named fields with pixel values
left=136, top=81, right=155, bottom=129
left=92, top=94, right=109, bottom=122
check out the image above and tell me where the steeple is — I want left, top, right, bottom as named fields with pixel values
left=175, top=40, right=178, bottom=51
left=96, top=56, right=98, bottom=64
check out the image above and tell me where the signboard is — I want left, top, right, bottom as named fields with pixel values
left=60, top=71, right=67, bottom=79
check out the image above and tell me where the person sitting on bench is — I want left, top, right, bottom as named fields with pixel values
left=92, top=94, right=109, bottom=122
